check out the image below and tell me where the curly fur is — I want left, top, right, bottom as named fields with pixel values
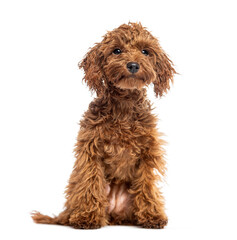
left=31, top=22, right=176, bottom=229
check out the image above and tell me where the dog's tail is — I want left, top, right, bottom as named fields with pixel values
left=31, top=210, right=69, bottom=226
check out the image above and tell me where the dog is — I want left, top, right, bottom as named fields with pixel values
left=31, top=22, right=176, bottom=229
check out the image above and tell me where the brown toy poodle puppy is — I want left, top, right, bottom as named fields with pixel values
left=31, top=22, right=176, bottom=229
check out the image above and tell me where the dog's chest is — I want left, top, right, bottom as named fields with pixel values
left=102, top=119, right=146, bottom=181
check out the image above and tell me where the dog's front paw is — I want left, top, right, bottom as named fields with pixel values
left=136, top=213, right=168, bottom=229
left=69, top=217, right=103, bottom=229
left=69, top=209, right=106, bottom=229
left=139, top=218, right=168, bottom=229
left=70, top=222, right=102, bottom=229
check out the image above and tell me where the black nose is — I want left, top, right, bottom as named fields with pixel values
left=127, top=62, right=140, bottom=74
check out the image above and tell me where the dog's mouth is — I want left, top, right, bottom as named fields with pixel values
left=114, top=75, right=146, bottom=90
left=117, top=75, right=145, bottom=82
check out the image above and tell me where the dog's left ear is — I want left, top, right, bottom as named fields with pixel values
left=79, top=43, right=105, bottom=96
left=153, top=49, right=176, bottom=97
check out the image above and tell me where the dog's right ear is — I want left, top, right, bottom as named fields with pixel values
left=78, top=43, right=105, bottom=95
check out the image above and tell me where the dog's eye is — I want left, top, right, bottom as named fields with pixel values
left=142, top=49, right=149, bottom=56
left=113, top=49, right=122, bottom=55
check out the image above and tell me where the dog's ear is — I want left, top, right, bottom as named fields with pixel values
left=153, top=49, right=176, bottom=97
left=79, top=43, right=105, bottom=95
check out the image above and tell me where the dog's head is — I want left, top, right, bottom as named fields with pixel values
left=79, top=22, right=176, bottom=97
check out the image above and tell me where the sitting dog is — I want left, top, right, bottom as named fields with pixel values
left=32, top=22, right=176, bottom=229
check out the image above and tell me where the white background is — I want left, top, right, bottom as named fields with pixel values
left=0, top=0, right=237, bottom=239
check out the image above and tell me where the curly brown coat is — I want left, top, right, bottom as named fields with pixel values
left=31, top=22, right=176, bottom=229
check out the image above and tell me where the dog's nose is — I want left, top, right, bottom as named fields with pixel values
left=127, top=62, right=140, bottom=74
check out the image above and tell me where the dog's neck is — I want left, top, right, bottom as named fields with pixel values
left=100, top=83, right=151, bottom=118
left=88, top=84, right=152, bottom=123
left=106, top=84, right=146, bottom=102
